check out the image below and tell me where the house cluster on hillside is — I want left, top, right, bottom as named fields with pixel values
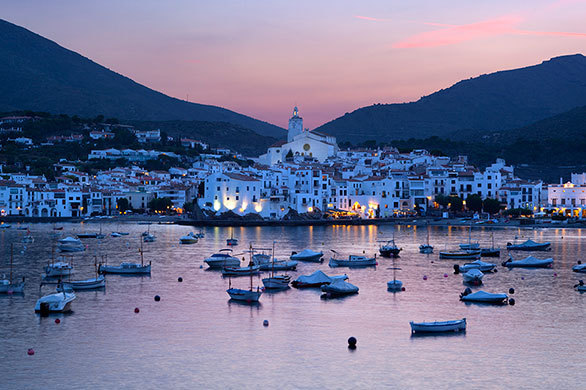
left=1, top=108, right=585, bottom=219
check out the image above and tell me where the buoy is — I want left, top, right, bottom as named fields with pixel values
left=443, top=273, right=448, bottom=278
left=154, top=295, right=161, bottom=302
left=178, top=277, right=183, bottom=282
left=375, top=262, right=378, bottom=266
left=134, top=307, right=140, bottom=313
left=553, top=273, right=557, bottom=277
left=401, top=287, right=406, bottom=291
left=199, top=265, right=203, bottom=269
left=263, top=320, right=269, bottom=327
left=55, top=319, right=60, bottom=324
left=521, top=277, right=525, bottom=280
left=509, top=288, right=515, bottom=294
left=27, top=348, right=35, bottom=356
left=423, top=275, right=428, bottom=280
left=348, top=336, right=357, bottom=349
left=509, top=298, right=516, bottom=306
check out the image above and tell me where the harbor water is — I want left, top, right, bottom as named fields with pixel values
left=1, top=223, right=585, bottom=389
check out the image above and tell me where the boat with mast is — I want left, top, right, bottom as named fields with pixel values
left=0, top=244, right=25, bottom=294
left=226, top=229, right=238, bottom=246
left=386, top=255, right=403, bottom=291
left=226, top=246, right=262, bottom=302
left=99, top=239, right=151, bottom=274
left=419, top=224, right=433, bottom=254
left=459, top=223, right=479, bottom=250
left=58, top=257, right=105, bottom=291
left=262, top=241, right=291, bottom=290
left=480, top=233, right=500, bottom=257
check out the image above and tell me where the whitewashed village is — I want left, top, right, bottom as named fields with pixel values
left=0, top=108, right=585, bottom=221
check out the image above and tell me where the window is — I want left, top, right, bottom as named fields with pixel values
left=236, top=196, right=239, bottom=201
left=236, top=187, right=240, bottom=193
left=216, top=186, right=220, bottom=191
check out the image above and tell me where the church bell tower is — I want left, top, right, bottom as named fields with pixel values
left=287, top=106, right=303, bottom=142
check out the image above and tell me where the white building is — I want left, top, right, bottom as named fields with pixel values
left=547, top=173, right=586, bottom=218
left=259, top=107, right=339, bottom=165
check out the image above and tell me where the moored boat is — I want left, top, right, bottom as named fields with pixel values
left=262, top=274, right=291, bottom=289
left=179, top=232, right=198, bottom=244
left=329, top=254, right=376, bottom=267
left=506, top=239, right=551, bottom=251
left=575, top=280, right=586, bottom=292
left=292, top=270, right=348, bottom=288
left=321, top=279, right=359, bottom=297
left=379, top=240, right=402, bottom=258
left=143, top=233, right=156, bottom=242
left=35, top=291, right=76, bottom=313
left=222, top=264, right=260, bottom=276
left=455, top=260, right=497, bottom=273
left=502, top=255, right=553, bottom=268
left=462, top=268, right=484, bottom=285
left=226, top=287, right=262, bottom=302
left=290, top=249, right=324, bottom=262
left=572, top=262, right=586, bottom=273
left=419, top=244, right=434, bottom=254
left=0, top=244, right=25, bottom=293
left=58, top=236, right=85, bottom=252
left=439, top=250, right=481, bottom=260
left=204, top=249, right=241, bottom=269
left=77, top=233, right=98, bottom=239
left=44, top=261, right=74, bottom=278
left=460, top=288, right=508, bottom=304
left=410, top=318, right=466, bottom=334
left=99, top=242, right=151, bottom=274
left=259, top=260, right=297, bottom=271
left=57, top=275, right=105, bottom=291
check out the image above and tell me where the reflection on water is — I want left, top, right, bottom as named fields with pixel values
left=1, top=223, right=585, bottom=389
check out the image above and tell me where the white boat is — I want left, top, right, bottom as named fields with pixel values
left=204, top=249, right=241, bottom=269
left=502, top=255, right=553, bottom=268
left=143, top=233, right=156, bottom=242
left=460, top=289, right=508, bottom=304
left=262, top=242, right=292, bottom=290
left=259, top=260, right=297, bottom=271
left=226, top=287, right=262, bottom=302
left=99, top=243, right=151, bottom=274
left=419, top=244, right=434, bottom=254
left=419, top=225, right=434, bottom=253
left=35, top=291, right=76, bottom=313
left=455, top=260, right=497, bottom=273
left=0, top=244, right=25, bottom=294
left=506, top=239, right=551, bottom=251
left=459, top=243, right=480, bottom=250
left=292, top=270, right=348, bottom=288
left=179, top=232, right=198, bottom=244
left=58, top=236, right=85, bottom=252
left=329, top=254, right=376, bottom=267
left=262, top=274, right=291, bottom=289
left=252, top=252, right=272, bottom=265
left=99, top=262, right=151, bottom=274
left=321, top=279, right=359, bottom=297
left=410, top=318, right=466, bottom=334
left=387, top=256, right=403, bottom=291
left=111, top=232, right=122, bottom=237
left=0, top=278, right=25, bottom=294
left=222, top=264, right=260, bottom=276
left=58, top=275, right=105, bottom=291
left=439, top=250, right=481, bottom=260
left=462, top=268, right=484, bottom=285
left=290, top=249, right=323, bottom=262
left=226, top=250, right=263, bottom=302
left=44, top=261, right=73, bottom=278
left=572, top=263, right=586, bottom=273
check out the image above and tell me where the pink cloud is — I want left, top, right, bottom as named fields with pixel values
left=392, top=15, right=586, bottom=48
left=353, top=15, right=386, bottom=22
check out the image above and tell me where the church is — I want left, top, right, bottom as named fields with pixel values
left=258, top=107, right=339, bottom=165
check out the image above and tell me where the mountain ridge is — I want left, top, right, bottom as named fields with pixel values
left=315, top=54, right=586, bottom=141
left=0, top=19, right=285, bottom=138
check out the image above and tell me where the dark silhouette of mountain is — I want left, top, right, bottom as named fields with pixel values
left=0, top=19, right=285, bottom=138
left=316, top=54, right=586, bottom=141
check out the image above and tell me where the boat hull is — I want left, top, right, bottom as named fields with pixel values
left=379, top=248, right=401, bottom=258
left=262, top=276, right=290, bottom=289
left=419, top=245, right=434, bottom=254
left=0, top=281, right=25, bottom=294
left=227, top=288, right=262, bottom=302
left=439, top=251, right=481, bottom=260
left=259, top=261, right=298, bottom=271
left=572, top=264, right=586, bottom=273
left=329, top=257, right=376, bottom=267
left=290, top=253, right=323, bottom=262
left=480, top=249, right=500, bottom=257
left=222, top=266, right=260, bottom=276
left=410, top=318, right=466, bottom=334
left=99, top=264, right=151, bottom=274
left=387, top=280, right=403, bottom=291
left=204, top=258, right=240, bottom=269
left=59, top=276, right=105, bottom=291
left=35, top=292, right=76, bottom=313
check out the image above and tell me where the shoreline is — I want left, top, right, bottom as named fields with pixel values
left=1, top=215, right=584, bottom=229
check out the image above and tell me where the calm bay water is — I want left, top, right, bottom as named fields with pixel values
left=1, top=222, right=585, bottom=389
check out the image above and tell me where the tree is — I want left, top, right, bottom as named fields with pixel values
left=483, top=198, right=501, bottom=215
left=466, top=194, right=483, bottom=213
left=448, top=195, right=463, bottom=212
left=148, top=197, right=173, bottom=212
left=117, top=198, right=130, bottom=213
left=183, top=200, right=195, bottom=213
left=435, top=194, right=450, bottom=209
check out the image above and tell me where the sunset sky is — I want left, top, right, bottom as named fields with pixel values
left=2, top=0, right=586, bottom=129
